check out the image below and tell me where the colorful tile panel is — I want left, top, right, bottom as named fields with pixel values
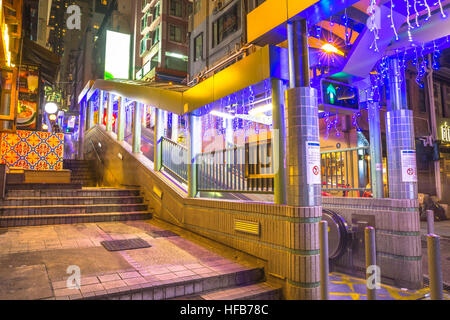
left=0, top=130, right=64, bottom=170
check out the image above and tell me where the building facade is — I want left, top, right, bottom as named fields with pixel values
left=133, top=0, right=192, bottom=83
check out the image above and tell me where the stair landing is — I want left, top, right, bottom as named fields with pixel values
left=0, top=220, right=279, bottom=300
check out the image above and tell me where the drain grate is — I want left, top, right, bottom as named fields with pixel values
left=147, top=230, right=180, bottom=238
left=101, top=238, right=151, bottom=251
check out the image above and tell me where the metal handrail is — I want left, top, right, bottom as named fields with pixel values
left=321, top=146, right=371, bottom=197
left=161, top=137, right=188, bottom=182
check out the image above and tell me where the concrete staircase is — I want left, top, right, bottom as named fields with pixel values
left=63, top=159, right=97, bottom=187
left=83, top=265, right=280, bottom=300
left=0, top=188, right=152, bottom=227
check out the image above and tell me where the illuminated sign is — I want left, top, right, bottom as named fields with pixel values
left=321, top=79, right=359, bottom=111
left=441, top=122, right=450, bottom=143
left=104, top=30, right=131, bottom=80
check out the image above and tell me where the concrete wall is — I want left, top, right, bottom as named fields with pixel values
left=84, top=125, right=321, bottom=299
left=322, top=197, right=422, bottom=289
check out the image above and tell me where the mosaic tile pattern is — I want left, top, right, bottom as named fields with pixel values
left=0, top=130, right=64, bottom=170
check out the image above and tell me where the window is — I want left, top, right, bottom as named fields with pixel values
left=169, top=24, right=182, bottom=43
left=194, top=33, right=203, bottom=61
left=140, top=34, right=149, bottom=55
left=140, top=13, right=147, bottom=32
left=170, top=0, right=182, bottom=17
left=153, top=2, right=160, bottom=18
left=152, top=25, right=160, bottom=46
left=194, top=0, right=201, bottom=14
left=212, top=4, right=238, bottom=48
left=165, top=56, right=187, bottom=72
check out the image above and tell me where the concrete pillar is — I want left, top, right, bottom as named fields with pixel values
left=98, top=90, right=104, bottom=127
left=172, top=113, right=179, bottom=142
left=117, top=96, right=125, bottom=141
left=106, top=93, right=113, bottom=132
left=386, top=58, right=418, bottom=199
left=188, top=113, right=201, bottom=197
left=271, top=78, right=287, bottom=205
left=133, top=102, right=142, bottom=153
left=78, top=99, right=86, bottom=160
left=368, top=101, right=384, bottom=198
left=284, top=18, right=321, bottom=300
left=154, top=108, right=164, bottom=171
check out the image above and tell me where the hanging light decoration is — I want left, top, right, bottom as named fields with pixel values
left=368, top=0, right=380, bottom=51
left=389, top=0, right=399, bottom=41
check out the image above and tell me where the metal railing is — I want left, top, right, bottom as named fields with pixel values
left=196, top=141, right=274, bottom=194
left=320, top=146, right=371, bottom=197
left=161, top=137, right=188, bottom=182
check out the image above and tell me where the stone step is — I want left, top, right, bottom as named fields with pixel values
left=6, top=183, right=83, bottom=190
left=79, top=266, right=266, bottom=300
left=0, top=196, right=145, bottom=207
left=0, top=211, right=152, bottom=227
left=6, top=188, right=141, bottom=198
left=0, top=203, right=148, bottom=216
left=179, top=282, right=281, bottom=300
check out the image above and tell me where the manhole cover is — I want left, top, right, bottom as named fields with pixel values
left=101, top=238, right=151, bottom=251
left=147, top=230, right=179, bottom=238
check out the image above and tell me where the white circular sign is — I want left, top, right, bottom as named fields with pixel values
left=45, top=102, right=58, bottom=114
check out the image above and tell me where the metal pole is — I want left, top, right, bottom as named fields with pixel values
left=286, top=21, right=295, bottom=89
left=299, top=19, right=310, bottom=87
left=365, top=226, right=377, bottom=300
left=427, top=234, right=443, bottom=300
left=271, top=78, right=287, bottom=205
left=319, top=220, right=329, bottom=300
left=427, top=210, right=435, bottom=235
left=368, top=101, right=384, bottom=198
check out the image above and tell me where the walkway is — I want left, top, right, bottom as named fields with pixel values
left=0, top=218, right=448, bottom=300
left=0, top=219, right=274, bottom=300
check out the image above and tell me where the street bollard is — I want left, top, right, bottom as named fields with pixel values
left=319, top=220, right=329, bottom=300
left=365, top=226, right=377, bottom=300
left=427, top=234, right=443, bottom=300
left=426, top=210, right=435, bottom=235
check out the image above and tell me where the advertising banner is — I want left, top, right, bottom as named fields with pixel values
left=17, top=65, right=40, bottom=130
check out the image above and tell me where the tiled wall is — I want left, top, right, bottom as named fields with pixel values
left=0, top=130, right=64, bottom=170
